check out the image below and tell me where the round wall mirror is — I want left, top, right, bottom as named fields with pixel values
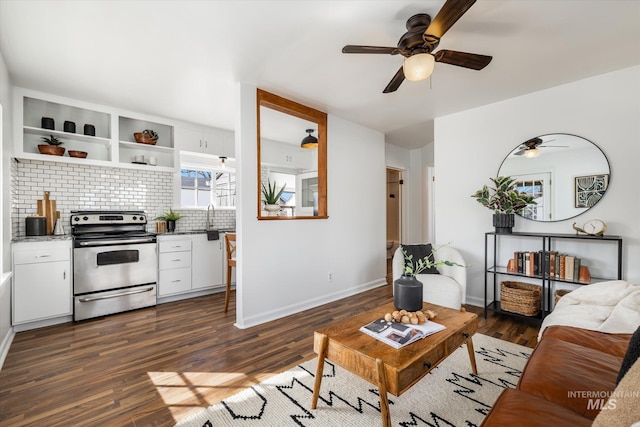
left=498, top=133, right=610, bottom=222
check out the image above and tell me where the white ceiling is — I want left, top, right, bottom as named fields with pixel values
left=1, top=1, right=639, bottom=150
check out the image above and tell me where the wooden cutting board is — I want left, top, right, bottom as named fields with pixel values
left=36, top=191, right=57, bottom=235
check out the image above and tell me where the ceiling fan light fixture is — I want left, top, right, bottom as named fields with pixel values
left=403, top=53, right=435, bottom=81
left=524, top=148, right=540, bottom=158
left=301, top=129, right=318, bottom=149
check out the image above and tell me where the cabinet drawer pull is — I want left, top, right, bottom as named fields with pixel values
left=423, top=361, right=432, bottom=369
left=35, top=254, right=51, bottom=258
left=171, top=259, right=182, bottom=262
left=171, top=280, right=181, bottom=283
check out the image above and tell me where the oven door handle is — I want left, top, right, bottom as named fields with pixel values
left=77, top=286, right=155, bottom=302
left=77, top=238, right=156, bottom=247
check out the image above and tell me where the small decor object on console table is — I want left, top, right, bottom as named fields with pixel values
left=572, top=219, right=607, bottom=236
left=471, top=176, right=536, bottom=234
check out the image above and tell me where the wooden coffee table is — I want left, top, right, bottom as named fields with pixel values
left=311, top=301, right=478, bottom=427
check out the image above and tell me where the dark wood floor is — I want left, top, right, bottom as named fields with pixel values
left=0, top=285, right=540, bottom=427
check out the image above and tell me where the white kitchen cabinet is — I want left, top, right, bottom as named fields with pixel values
left=14, top=87, right=176, bottom=172
left=191, top=234, right=224, bottom=290
left=175, top=126, right=234, bottom=158
left=12, top=240, right=72, bottom=325
left=157, top=236, right=192, bottom=296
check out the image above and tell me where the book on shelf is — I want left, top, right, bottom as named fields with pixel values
left=507, top=251, right=590, bottom=283
left=360, top=318, right=446, bottom=349
left=565, top=256, right=575, bottom=281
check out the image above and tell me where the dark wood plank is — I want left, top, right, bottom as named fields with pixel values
left=0, top=285, right=539, bottom=426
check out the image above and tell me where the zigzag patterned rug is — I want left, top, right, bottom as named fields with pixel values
left=175, top=334, right=532, bottom=427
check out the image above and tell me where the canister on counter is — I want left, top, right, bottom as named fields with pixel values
left=26, top=216, right=46, bottom=236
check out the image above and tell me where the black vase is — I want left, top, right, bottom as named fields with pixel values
left=493, top=213, right=515, bottom=234
left=41, top=117, right=54, bottom=130
left=393, top=275, right=423, bottom=311
left=167, top=220, right=176, bottom=232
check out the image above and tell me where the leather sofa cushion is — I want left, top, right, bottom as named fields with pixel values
left=480, top=388, right=591, bottom=427
left=518, top=337, right=622, bottom=419
left=541, top=325, right=631, bottom=358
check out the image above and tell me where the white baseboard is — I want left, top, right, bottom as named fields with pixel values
left=465, top=295, right=484, bottom=308
left=0, top=326, right=14, bottom=371
left=234, top=279, right=387, bottom=329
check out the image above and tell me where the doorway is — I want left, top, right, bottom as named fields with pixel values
left=386, top=168, right=402, bottom=284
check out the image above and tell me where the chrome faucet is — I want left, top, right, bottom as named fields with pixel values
left=207, top=204, right=215, bottom=230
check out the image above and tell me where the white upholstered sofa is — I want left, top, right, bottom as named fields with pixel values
left=392, top=245, right=467, bottom=310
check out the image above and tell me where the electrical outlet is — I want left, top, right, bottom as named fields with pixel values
left=328, top=272, right=333, bottom=282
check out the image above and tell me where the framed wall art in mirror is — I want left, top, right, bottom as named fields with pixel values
left=257, top=89, right=328, bottom=220
left=498, top=133, right=610, bottom=222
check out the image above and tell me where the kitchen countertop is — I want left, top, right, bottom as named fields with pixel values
left=12, top=235, right=73, bottom=243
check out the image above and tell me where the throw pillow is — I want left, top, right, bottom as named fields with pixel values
left=593, top=357, right=640, bottom=427
left=401, top=244, right=439, bottom=275
left=616, top=324, right=640, bottom=384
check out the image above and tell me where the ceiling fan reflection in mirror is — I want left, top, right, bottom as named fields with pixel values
left=342, top=0, right=492, bottom=93
left=514, top=137, right=568, bottom=158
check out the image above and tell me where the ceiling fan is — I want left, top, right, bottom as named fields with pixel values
left=514, top=137, right=567, bottom=158
left=342, top=0, right=492, bottom=93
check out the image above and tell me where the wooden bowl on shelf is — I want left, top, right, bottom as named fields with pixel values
left=37, top=145, right=65, bottom=156
left=133, top=132, right=158, bottom=145
left=68, top=150, right=88, bottom=158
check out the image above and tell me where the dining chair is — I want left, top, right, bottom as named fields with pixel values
left=224, top=233, right=236, bottom=312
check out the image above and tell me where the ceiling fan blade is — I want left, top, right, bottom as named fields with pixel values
left=514, top=149, right=526, bottom=156
left=383, top=66, right=405, bottom=93
left=434, top=50, right=492, bottom=70
left=425, top=0, right=477, bottom=39
left=342, top=45, right=399, bottom=55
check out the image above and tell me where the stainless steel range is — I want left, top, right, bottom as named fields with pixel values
left=71, top=210, right=157, bottom=321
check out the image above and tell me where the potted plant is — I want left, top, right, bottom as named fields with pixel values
left=395, top=245, right=464, bottom=311
left=471, top=176, right=536, bottom=233
left=154, top=208, right=184, bottom=232
left=261, top=179, right=285, bottom=216
left=38, top=135, right=65, bottom=156
left=134, top=129, right=159, bottom=145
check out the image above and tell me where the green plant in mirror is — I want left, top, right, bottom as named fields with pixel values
left=261, top=179, right=285, bottom=205
left=471, top=176, right=536, bottom=214
left=154, top=208, right=184, bottom=221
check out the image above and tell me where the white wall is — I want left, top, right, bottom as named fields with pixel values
left=434, top=65, right=640, bottom=306
left=0, top=50, right=13, bottom=368
left=235, top=84, right=386, bottom=328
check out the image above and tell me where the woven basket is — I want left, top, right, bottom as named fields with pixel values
left=500, top=281, right=541, bottom=317
left=554, top=289, right=572, bottom=305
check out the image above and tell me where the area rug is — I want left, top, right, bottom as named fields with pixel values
left=175, top=334, right=532, bottom=427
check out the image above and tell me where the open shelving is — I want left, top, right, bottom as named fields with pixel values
left=484, top=231, right=623, bottom=321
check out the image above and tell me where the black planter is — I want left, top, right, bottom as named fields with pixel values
left=493, top=213, right=515, bottom=234
left=167, top=220, right=176, bottom=232
left=393, top=275, right=423, bottom=311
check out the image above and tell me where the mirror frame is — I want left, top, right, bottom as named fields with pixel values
left=256, top=89, right=328, bottom=220
left=498, top=133, right=611, bottom=222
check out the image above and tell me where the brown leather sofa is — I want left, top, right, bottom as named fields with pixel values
left=480, top=325, right=632, bottom=426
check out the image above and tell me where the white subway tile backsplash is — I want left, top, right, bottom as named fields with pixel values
left=11, top=159, right=237, bottom=238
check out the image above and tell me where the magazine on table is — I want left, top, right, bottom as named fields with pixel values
left=359, top=318, right=446, bottom=349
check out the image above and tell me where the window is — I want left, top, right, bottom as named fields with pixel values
left=181, top=167, right=236, bottom=208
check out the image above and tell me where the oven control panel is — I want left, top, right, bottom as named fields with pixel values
left=70, top=212, right=147, bottom=225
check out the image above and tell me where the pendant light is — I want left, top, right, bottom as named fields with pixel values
left=219, top=156, right=227, bottom=168
left=301, top=129, right=318, bottom=149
